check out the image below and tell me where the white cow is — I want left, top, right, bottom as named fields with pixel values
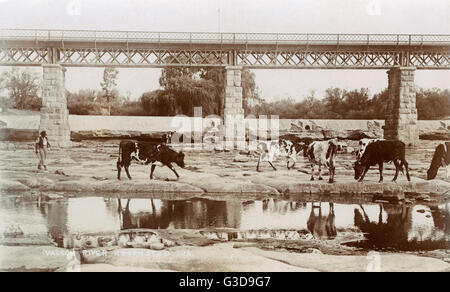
left=306, top=139, right=339, bottom=183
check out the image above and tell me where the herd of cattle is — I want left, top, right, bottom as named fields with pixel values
left=116, top=136, right=450, bottom=183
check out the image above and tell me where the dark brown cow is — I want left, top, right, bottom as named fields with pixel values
left=354, top=140, right=411, bottom=182
left=427, top=142, right=450, bottom=180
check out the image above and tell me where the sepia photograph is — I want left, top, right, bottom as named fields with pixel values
left=0, top=0, right=449, bottom=276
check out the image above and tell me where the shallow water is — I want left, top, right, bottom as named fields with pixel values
left=0, top=195, right=449, bottom=251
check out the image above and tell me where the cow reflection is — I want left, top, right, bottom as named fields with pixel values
left=306, top=202, right=337, bottom=240
left=430, top=204, right=450, bottom=241
left=117, top=198, right=233, bottom=230
left=354, top=204, right=447, bottom=249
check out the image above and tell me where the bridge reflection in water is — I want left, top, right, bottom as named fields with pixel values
left=117, top=198, right=241, bottom=230
left=0, top=196, right=448, bottom=250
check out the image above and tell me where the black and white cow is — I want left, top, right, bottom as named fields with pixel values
left=427, top=142, right=450, bottom=180
left=306, top=139, right=339, bottom=183
left=117, top=140, right=185, bottom=180
left=256, top=139, right=302, bottom=171
left=354, top=140, right=411, bottom=182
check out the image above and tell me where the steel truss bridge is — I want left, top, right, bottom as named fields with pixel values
left=1, top=29, right=450, bottom=69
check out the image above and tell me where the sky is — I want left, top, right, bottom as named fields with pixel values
left=0, top=0, right=449, bottom=101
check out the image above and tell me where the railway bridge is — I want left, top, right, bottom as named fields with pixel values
left=1, top=29, right=450, bottom=147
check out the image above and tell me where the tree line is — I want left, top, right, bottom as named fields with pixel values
left=0, top=67, right=449, bottom=120
left=249, top=87, right=450, bottom=120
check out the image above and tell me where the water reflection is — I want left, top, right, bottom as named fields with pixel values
left=353, top=203, right=450, bottom=250
left=117, top=198, right=241, bottom=229
left=307, top=203, right=337, bottom=240
left=0, top=195, right=448, bottom=251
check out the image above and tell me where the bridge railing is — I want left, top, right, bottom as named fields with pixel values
left=1, top=29, right=450, bottom=45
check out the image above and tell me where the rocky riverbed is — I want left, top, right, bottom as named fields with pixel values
left=0, top=140, right=448, bottom=199
left=0, top=140, right=449, bottom=272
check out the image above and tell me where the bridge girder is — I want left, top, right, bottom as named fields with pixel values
left=1, top=45, right=449, bottom=69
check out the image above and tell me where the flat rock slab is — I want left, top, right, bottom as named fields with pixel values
left=241, top=247, right=450, bottom=272
left=40, top=180, right=204, bottom=194
left=73, top=264, right=175, bottom=272
left=0, top=235, right=54, bottom=246
left=85, top=243, right=314, bottom=272
left=0, top=246, right=74, bottom=272
left=250, top=175, right=449, bottom=197
left=178, top=172, right=279, bottom=195
left=0, top=179, right=29, bottom=192
left=1, top=141, right=449, bottom=198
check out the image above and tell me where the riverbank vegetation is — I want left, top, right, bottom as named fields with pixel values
left=1, top=67, right=449, bottom=120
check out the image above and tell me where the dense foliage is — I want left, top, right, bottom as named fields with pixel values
left=1, top=68, right=448, bottom=120
left=139, top=66, right=259, bottom=117
left=0, top=68, right=42, bottom=110
left=247, top=88, right=450, bottom=120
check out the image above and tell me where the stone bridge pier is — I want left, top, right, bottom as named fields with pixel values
left=384, top=67, right=419, bottom=147
left=223, top=66, right=245, bottom=149
left=39, top=64, right=71, bottom=147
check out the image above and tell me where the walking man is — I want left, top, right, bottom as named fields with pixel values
left=35, top=131, right=51, bottom=170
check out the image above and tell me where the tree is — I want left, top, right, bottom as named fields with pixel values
left=140, top=90, right=178, bottom=116
left=369, top=89, right=389, bottom=119
left=324, top=87, right=345, bottom=118
left=0, top=68, right=41, bottom=110
left=341, top=88, right=371, bottom=119
left=67, top=89, right=102, bottom=115
left=154, top=57, right=260, bottom=117
left=100, top=67, right=119, bottom=115
left=416, top=88, right=450, bottom=120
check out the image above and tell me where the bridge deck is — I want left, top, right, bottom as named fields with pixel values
left=2, top=29, right=450, bottom=45
left=1, top=29, right=449, bottom=69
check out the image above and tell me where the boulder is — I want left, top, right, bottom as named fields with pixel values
left=43, top=193, right=65, bottom=201
left=233, top=155, right=249, bottom=163
left=162, top=238, right=176, bottom=247
left=306, top=248, right=323, bottom=255
left=419, top=130, right=450, bottom=140
left=367, top=120, right=384, bottom=137
left=3, top=224, right=24, bottom=238
left=149, top=242, right=165, bottom=250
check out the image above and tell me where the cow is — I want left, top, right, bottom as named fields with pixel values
left=145, top=144, right=185, bottom=180
left=117, top=140, right=185, bottom=180
left=357, top=138, right=383, bottom=160
left=116, top=140, right=138, bottom=180
left=353, top=140, right=411, bottom=183
left=279, top=139, right=304, bottom=169
left=306, top=139, right=339, bottom=183
left=280, top=135, right=316, bottom=158
left=427, top=142, right=450, bottom=180
left=256, top=139, right=302, bottom=171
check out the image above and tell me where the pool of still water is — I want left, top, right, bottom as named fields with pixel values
left=0, top=195, right=449, bottom=251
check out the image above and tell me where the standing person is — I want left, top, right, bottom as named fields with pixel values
left=35, top=131, right=51, bottom=170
